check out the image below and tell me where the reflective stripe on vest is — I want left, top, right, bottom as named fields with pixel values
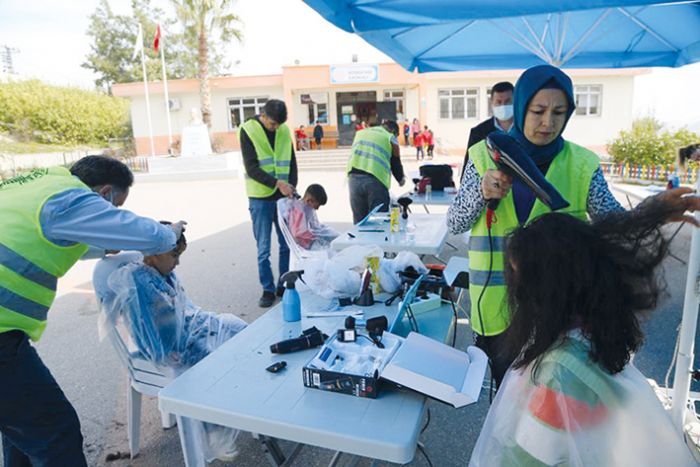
left=347, top=127, right=393, bottom=189
left=0, top=167, right=89, bottom=341
left=241, top=119, right=293, bottom=198
left=0, top=243, right=57, bottom=290
left=467, top=140, right=599, bottom=336
left=0, top=285, right=49, bottom=321
left=468, top=235, right=505, bottom=252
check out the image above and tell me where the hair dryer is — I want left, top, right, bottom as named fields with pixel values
left=485, top=131, right=570, bottom=214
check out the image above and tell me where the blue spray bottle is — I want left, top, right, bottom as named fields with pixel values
left=280, top=270, right=305, bottom=322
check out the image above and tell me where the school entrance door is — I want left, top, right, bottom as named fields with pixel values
left=335, top=92, right=397, bottom=147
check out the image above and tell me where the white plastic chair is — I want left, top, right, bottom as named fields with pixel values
left=108, top=325, right=176, bottom=458
left=93, top=253, right=176, bottom=459
left=277, top=203, right=329, bottom=271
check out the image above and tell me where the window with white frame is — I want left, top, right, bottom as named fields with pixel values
left=228, top=96, right=268, bottom=129
left=439, top=88, right=479, bottom=119
left=574, top=85, right=602, bottom=116
left=302, top=93, right=329, bottom=125
left=307, top=102, right=328, bottom=125
left=383, top=89, right=405, bottom=120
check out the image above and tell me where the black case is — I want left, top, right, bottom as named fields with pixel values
left=418, top=164, right=455, bottom=191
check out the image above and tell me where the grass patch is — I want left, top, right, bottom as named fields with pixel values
left=0, top=138, right=90, bottom=155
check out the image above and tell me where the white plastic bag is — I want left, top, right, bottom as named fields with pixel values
left=302, top=245, right=383, bottom=299
left=103, top=262, right=246, bottom=372
left=93, top=254, right=245, bottom=462
left=277, top=198, right=339, bottom=251
left=378, top=251, right=428, bottom=293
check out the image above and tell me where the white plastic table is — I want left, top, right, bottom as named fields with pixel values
left=408, top=190, right=457, bottom=213
left=159, top=291, right=455, bottom=467
left=330, top=213, right=448, bottom=257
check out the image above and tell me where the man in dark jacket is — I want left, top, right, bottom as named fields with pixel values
left=460, top=81, right=514, bottom=180
left=240, top=99, right=298, bottom=307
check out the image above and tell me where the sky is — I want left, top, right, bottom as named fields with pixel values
left=1, top=0, right=699, bottom=130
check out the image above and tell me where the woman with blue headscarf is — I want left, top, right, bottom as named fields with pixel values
left=449, top=65, right=698, bottom=390
left=447, top=65, right=627, bottom=388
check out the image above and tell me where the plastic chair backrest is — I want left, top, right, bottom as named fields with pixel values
left=93, top=253, right=173, bottom=392
left=277, top=206, right=307, bottom=262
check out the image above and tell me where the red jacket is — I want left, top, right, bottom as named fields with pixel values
left=413, top=133, right=424, bottom=147
left=422, top=131, right=434, bottom=145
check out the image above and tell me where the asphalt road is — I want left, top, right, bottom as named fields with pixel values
left=1, top=169, right=698, bottom=467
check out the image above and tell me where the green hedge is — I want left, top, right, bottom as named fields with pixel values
left=608, top=117, right=699, bottom=167
left=0, top=80, right=130, bottom=145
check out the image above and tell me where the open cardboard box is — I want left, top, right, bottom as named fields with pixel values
left=303, top=331, right=488, bottom=407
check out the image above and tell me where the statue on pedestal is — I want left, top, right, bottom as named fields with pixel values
left=180, top=107, right=212, bottom=157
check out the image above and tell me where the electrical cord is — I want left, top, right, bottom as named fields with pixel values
left=421, top=408, right=431, bottom=434
left=664, top=322, right=683, bottom=398
left=475, top=221, right=496, bottom=404
left=417, top=442, right=434, bottom=467
left=384, top=291, right=402, bottom=306
left=448, top=297, right=458, bottom=347
left=406, top=304, right=420, bottom=333
left=357, top=334, right=384, bottom=349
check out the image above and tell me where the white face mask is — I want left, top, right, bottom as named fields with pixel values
left=492, top=104, right=514, bottom=121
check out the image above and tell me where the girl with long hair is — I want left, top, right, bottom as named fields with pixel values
left=470, top=192, right=699, bottom=466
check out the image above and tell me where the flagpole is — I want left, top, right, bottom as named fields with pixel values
left=158, top=26, right=173, bottom=153
left=138, top=23, right=156, bottom=157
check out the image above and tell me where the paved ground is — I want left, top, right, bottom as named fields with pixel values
left=1, top=153, right=698, bottom=467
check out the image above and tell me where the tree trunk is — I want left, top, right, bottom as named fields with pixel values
left=198, top=18, right=211, bottom=127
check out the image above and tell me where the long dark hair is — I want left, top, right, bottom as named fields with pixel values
left=504, top=201, right=674, bottom=375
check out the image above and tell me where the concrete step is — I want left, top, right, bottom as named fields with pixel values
left=296, top=149, right=425, bottom=172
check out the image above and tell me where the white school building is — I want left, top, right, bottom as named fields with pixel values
left=111, top=62, right=647, bottom=157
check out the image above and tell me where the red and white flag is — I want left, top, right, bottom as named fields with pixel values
left=153, top=24, right=161, bottom=53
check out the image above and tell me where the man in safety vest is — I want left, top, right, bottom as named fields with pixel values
left=347, top=120, right=406, bottom=224
left=0, top=155, right=185, bottom=466
left=240, top=99, right=298, bottom=308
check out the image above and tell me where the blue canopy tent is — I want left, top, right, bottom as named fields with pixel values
left=304, top=0, right=700, bottom=70
left=304, top=0, right=700, bottom=442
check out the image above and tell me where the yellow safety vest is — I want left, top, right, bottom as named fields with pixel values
left=0, top=167, right=90, bottom=341
left=346, top=127, right=393, bottom=189
left=241, top=118, right=293, bottom=198
left=468, top=140, right=599, bottom=336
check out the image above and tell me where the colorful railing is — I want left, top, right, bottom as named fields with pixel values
left=600, top=161, right=697, bottom=184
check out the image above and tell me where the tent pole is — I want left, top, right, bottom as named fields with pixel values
left=541, top=14, right=552, bottom=45
left=489, top=20, right=551, bottom=63
left=617, top=7, right=679, bottom=51
left=521, top=18, right=550, bottom=60
left=413, top=21, right=476, bottom=60
left=555, top=13, right=569, bottom=64
left=671, top=168, right=700, bottom=433
left=560, top=9, right=613, bottom=65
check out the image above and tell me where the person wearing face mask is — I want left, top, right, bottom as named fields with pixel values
left=460, top=81, right=514, bottom=181
left=448, top=65, right=634, bottom=390
left=0, top=155, right=185, bottom=467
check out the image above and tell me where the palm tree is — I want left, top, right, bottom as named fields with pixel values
left=171, top=0, right=242, bottom=126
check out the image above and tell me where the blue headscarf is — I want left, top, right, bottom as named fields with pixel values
left=509, top=65, right=576, bottom=165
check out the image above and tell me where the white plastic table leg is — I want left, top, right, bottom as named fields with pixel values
left=175, top=415, right=206, bottom=467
